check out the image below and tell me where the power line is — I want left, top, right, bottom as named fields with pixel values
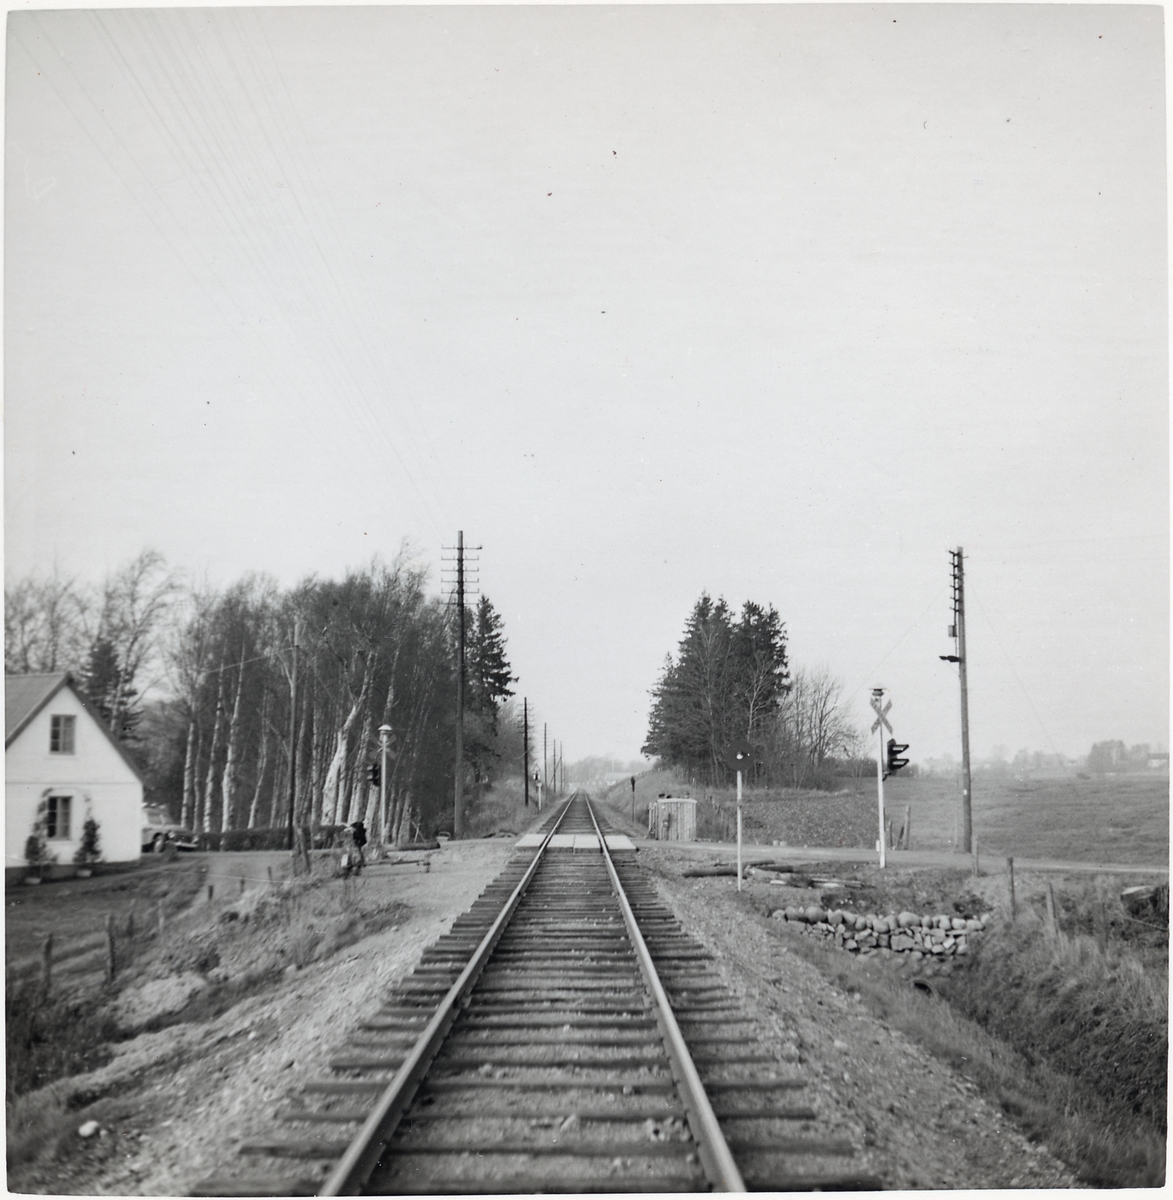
left=844, top=584, right=948, bottom=708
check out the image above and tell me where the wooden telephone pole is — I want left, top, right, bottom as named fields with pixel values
left=286, top=617, right=300, bottom=855
left=523, top=699, right=530, bottom=808
left=943, top=548, right=973, bottom=853
left=454, top=531, right=465, bottom=839
left=443, top=531, right=480, bottom=839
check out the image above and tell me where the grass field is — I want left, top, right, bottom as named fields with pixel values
left=614, top=769, right=1168, bottom=867
left=884, top=771, right=1169, bottom=865
left=5, top=860, right=208, bottom=965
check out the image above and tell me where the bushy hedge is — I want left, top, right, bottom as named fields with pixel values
left=195, top=825, right=351, bottom=852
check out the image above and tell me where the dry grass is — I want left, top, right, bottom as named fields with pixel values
left=881, top=772, right=1168, bottom=864
left=775, top=907, right=1166, bottom=1187
left=462, top=775, right=546, bottom=839
left=953, top=901, right=1167, bottom=1131
left=606, top=767, right=1169, bottom=866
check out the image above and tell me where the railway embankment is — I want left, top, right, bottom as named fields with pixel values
left=635, top=836, right=1167, bottom=1189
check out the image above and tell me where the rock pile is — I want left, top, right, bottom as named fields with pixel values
left=772, top=905, right=993, bottom=959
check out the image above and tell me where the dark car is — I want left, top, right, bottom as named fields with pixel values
left=141, top=805, right=198, bottom=854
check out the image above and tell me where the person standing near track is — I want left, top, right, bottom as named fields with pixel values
left=351, top=820, right=367, bottom=873
left=336, top=823, right=357, bottom=877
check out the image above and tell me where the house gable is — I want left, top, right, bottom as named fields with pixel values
left=6, top=674, right=145, bottom=871
left=6, top=673, right=144, bottom=784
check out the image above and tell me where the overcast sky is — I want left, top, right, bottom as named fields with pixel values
left=5, top=3, right=1168, bottom=768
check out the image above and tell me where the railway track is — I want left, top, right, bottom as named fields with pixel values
left=195, top=794, right=874, bottom=1195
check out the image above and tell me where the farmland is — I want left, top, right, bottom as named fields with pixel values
left=624, top=769, right=1169, bottom=868
left=880, top=771, right=1169, bottom=866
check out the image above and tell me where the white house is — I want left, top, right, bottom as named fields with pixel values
left=6, top=673, right=144, bottom=880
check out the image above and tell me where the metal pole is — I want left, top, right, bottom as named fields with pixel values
left=379, top=725, right=391, bottom=849
left=876, top=712, right=886, bottom=869
left=736, top=769, right=743, bottom=892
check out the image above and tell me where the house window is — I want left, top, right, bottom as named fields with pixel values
left=46, top=795, right=72, bottom=840
left=49, top=715, right=76, bottom=754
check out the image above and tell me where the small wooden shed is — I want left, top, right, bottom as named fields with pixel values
left=647, top=796, right=697, bottom=842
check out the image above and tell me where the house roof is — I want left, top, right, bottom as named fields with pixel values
left=5, top=672, right=146, bottom=783
left=5, top=672, right=69, bottom=743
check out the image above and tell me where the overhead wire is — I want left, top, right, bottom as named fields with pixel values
left=970, top=585, right=1084, bottom=800
left=232, top=8, right=455, bottom=535
left=843, top=584, right=949, bottom=710
left=20, top=12, right=368, bottom=514
left=105, top=7, right=390, bottom=491
left=22, top=10, right=453, bottom=545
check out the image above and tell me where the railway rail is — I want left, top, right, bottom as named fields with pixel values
left=195, top=794, right=874, bottom=1195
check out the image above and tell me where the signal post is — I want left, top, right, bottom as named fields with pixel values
left=870, top=689, right=909, bottom=868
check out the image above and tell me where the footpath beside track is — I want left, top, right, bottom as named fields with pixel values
left=193, top=794, right=874, bottom=1195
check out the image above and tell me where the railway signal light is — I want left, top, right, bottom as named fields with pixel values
left=886, top=739, right=910, bottom=776
left=366, top=761, right=381, bottom=787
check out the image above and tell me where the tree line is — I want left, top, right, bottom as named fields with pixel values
left=5, top=550, right=522, bottom=842
left=642, top=592, right=861, bottom=788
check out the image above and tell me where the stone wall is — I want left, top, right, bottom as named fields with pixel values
left=772, top=905, right=993, bottom=960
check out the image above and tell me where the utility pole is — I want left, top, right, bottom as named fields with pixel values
left=442, top=531, right=480, bottom=839
left=543, top=724, right=548, bottom=794
left=942, top=548, right=973, bottom=853
left=287, top=617, right=300, bottom=857
left=454, top=531, right=465, bottom=839
left=523, top=699, right=530, bottom=808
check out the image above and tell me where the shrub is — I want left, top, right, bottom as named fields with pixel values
left=24, top=800, right=56, bottom=875
left=73, top=815, right=102, bottom=866
left=195, top=826, right=348, bottom=852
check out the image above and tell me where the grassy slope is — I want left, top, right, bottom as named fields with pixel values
left=5, top=861, right=208, bottom=964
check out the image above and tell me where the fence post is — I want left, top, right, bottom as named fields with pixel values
left=1045, top=881, right=1058, bottom=936
left=1008, top=857, right=1016, bottom=921
left=105, top=913, right=116, bottom=982
left=41, top=933, right=53, bottom=1001
left=157, top=898, right=165, bottom=936
left=903, top=806, right=912, bottom=850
